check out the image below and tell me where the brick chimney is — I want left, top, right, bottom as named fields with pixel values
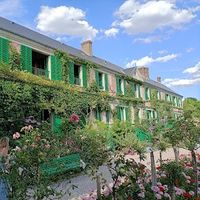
left=157, top=76, right=161, bottom=82
left=81, top=40, right=92, bottom=56
left=137, top=67, right=149, bottom=79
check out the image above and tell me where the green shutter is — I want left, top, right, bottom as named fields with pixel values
left=95, top=107, right=101, bottom=121
left=69, top=61, right=74, bottom=84
left=116, top=76, right=120, bottom=95
left=145, top=88, right=148, bottom=100
left=20, top=45, right=32, bottom=73
left=116, top=106, right=121, bottom=121
left=124, top=80, right=126, bottom=95
left=138, top=85, right=141, bottom=98
left=51, top=55, right=62, bottom=80
left=82, top=64, right=87, bottom=87
left=0, top=37, right=9, bottom=64
left=125, top=107, right=129, bottom=121
left=105, top=74, right=109, bottom=91
left=106, top=110, right=110, bottom=124
left=52, top=114, right=62, bottom=134
left=95, top=70, right=99, bottom=86
left=130, top=82, right=135, bottom=96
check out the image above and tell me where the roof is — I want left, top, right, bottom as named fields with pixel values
left=0, top=17, right=124, bottom=74
left=0, top=17, right=182, bottom=97
left=124, top=67, right=182, bottom=97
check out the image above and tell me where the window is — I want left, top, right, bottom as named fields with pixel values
left=157, top=91, right=161, bottom=100
left=69, top=62, right=87, bottom=87
left=116, top=106, right=128, bottom=121
left=116, top=76, right=124, bottom=95
left=95, top=71, right=109, bottom=91
left=32, top=50, right=49, bottom=77
left=146, top=109, right=157, bottom=120
left=135, top=84, right=141, bottom=98
left=145, top=87, right=150, bottom=100
left=74, top=64, right=81, bottom=85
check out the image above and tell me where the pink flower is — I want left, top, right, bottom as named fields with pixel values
left=15, top=146, right=21, bottom=152
left=155, top=193, right=162, bottom=199
left=151, top=186, right=160, bottom=193
left=13, top=132, right=20, bottom=139
left=138, top=192, right=145, bottom=198
left=102, top=186, right=112, bottom=197
left=31, top=143, right=37, bottom=148
left=69, top=113, right=80, bottom=123
left=45, top=144, right=50, bottom=149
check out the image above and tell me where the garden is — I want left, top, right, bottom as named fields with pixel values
left=0, top=60, right=200, bottom=200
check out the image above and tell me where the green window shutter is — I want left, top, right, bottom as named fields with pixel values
left=69, top=61, right=74, bottom=84
left=95, top=70, right=99, bottom=86
left=51, top=55, right=62, bottom=80
left=116, top=76, right=120, bottom=95
left=95, top=107, right=101, bottom=121
left=20, top=45, right=32, bottom=73
left=82, top=64, right=87, bottom=87
left=124, top=80, right=127, bottom=95
left=52, top=114, right=62, bottom=134
left=105, top=74, right=109, bottom=91
left=130, top=82, right=135, bottom=96
left=0, top=37, right=9, bottom=64
left=138, top=85, right=141, bottom=98
left=125, top=107, right=129, bottom=121
left=116, top=106, right=121, bottom=121
left=145, top=88, right=148, bottom=100
left=106, top=110, right=110, bottom=124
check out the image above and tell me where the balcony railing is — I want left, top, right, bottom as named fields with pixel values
left=33, top=67, right=48, bottom=78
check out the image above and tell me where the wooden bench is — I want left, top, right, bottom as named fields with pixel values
left=40, top=153, right=81, bottom=176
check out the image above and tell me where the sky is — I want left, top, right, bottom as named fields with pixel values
left=0, top=0, right=200, bottom=99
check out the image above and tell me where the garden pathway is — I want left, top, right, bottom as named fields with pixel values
left=51, top=148, right=199, bottom=200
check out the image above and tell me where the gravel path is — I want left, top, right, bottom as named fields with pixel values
left=49, top=148, right=199, bottom=200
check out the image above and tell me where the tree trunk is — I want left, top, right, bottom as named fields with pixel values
left=150, top=151, right=157, bottom=186
left=96, top=174, right=101, bottom=200
left=170, top=183, right=176, bottom=200
left=160, top=151, right=163, bottom=166
left=191, top=149, right=198, bottom=197
left=173, top=146, right=179, bottom=164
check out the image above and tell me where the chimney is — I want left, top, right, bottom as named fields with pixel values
left=157, top=76, right=161, bottom=82
left=137, top=67, right=149, bottom=79
left=81, top=40, right=92, bottom=56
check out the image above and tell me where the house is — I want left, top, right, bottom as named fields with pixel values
left=0, top=17, right=183, bottom=125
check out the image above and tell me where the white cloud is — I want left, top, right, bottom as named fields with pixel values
left=186, top=48, right=194, bottom=53
left=36, top=6, right=98, bottom=40
left=183, top=61, right=200, bottom=77
left=0, top=0, right=22, bottom=17
left=126, top=54, right=178, bottom=67
left=104, top=28, right=119, bottom=38
left=158, top=49, right=168, bottom=55
left=134, top=36, right=162, bottom=44
left=163, top=61, right=200, bottom=87
left=113, top=0, right=195, bottom=35
left=163, top=77, right=200, bottom=87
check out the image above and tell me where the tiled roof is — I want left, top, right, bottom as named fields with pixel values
left=0, top=17, right=182, bottom=97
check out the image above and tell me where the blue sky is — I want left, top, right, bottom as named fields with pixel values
left=0, top=0, right=200, bottom=99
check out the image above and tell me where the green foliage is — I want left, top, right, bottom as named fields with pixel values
left=7, top=125, right=63, bottom=199
left=9, top=45, right=21, bottom=70
left=61, top=121, right=110, bottom=168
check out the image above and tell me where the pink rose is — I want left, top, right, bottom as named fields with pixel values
left=13, top=132, right=20, bottom=139
left=69, top=113, right=80, bottom=123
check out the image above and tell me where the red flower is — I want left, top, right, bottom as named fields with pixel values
left=183, top=192, right=192, bottom=198
left=69, top=113, right=80, bottom=123
left=127, top=197, right=133, bottom=200
left=159, top=186, right=164, bottom=192
left=156, top=166, right=161, bottom=170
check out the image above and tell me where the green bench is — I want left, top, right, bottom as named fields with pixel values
left=40, top=153, right=81, bottom=176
